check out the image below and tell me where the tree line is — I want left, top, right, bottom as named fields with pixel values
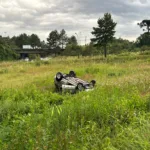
left=0, top=13, right=150, bottom=60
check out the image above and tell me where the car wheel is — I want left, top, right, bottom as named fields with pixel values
left=90, top=80, right=96, bottom=87
left=69, top=70, right=76, bottom=77
left=77, top=83, right=84, bottom=91
left=56, top=72, right=63, bottom=81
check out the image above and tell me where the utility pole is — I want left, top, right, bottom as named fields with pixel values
left=85, top=36, right=87, bottom=46
left=75, top=33, right=79, bottom=45
left=75, top=32, right=82, bottom=45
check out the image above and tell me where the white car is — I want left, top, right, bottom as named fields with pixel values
left=54, top=71, right=96, bottom=93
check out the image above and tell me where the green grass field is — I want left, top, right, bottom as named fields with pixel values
left=0, top=53, right=150, bottom=150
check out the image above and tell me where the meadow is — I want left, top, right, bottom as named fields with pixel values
left=0, top=52, right=150, bottom=150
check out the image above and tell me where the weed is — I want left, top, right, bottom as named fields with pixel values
left=0, top=53, right=150, bottom=149
left=0, top=68, right=8, bottom=74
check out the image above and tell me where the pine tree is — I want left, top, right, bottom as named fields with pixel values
left=91, top=13, right=117, bottom=57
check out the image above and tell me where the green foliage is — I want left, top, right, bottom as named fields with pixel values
left=59, top=29, right=68, bottom=49
left=85, top=67, right=100, bottom=74
left=137, top=20, right=150, bottom=50
left=12, top=33, right=30, bottom=48
left=136, top=32, right=150, bottom=48
left=34, top=55, right=42, bottom=66
left=63, top=44, right=82, bottom=56
left=0, top=84, right=149, bottom=149
left=0, top=51, right=150, bottom=149
left=47, top=30, right=60, bottom=49
left=109, top=38, right=135, bottom=54
left=67, top=35, right=78, bottom=45
left=30, top=34, right=41, bottom=48
left=0, top=68, right=8, bottom=74
left=47, top=29, right=69, bottom=55
left=82, top=44, right=99, bottom=56
left=91, top=13, right=117, bottom=57
left=138, top=20, right=150, bottom=33
left=12, top=33, right=41, bottom=49
left=28, top=54, right=39, bottom=60
left=0, top=38, right=18, bottom=61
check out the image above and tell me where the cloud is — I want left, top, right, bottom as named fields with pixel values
left=0, top=0, right=149, bottom=42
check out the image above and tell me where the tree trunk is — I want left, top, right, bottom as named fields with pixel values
left=104, top=45, right=107, bottom=58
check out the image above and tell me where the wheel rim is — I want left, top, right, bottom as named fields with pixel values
left=56, top=73, right=61, bottom=79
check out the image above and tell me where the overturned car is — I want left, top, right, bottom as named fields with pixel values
left=54, top=71, right=96, bottom=93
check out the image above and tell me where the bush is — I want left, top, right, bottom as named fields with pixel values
left=0, top=44, right=18, bottom=61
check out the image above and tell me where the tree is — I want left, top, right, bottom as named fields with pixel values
left=30, top=34, right=41, bottom=48
left=0, top=36, right=18, bottom=61
left=108, top=38, right=135, bottom=53
left=136, top=20, right=150, bottom=50
left=40, top=40, right=47, bottom=48
left=63, top=44, right=81, bottom=56
left=12, top=33, right=41, bottom=49
left=47, top=30, right=60, bottom=49
left=67, top=35, right=78, bottom=45
left=91, top=13, right=117, bottom=57
left=59, top=29, right=68, bottom=49
left=13, top=33, right=30, bottom=48
left=138, top=20, right=150, bottom=33
left=82, top=44, right=98, bottom=56
left=136, top=32, right=150, bottom=47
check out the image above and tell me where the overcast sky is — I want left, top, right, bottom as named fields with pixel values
left=0, top=0, right=149, bottom=44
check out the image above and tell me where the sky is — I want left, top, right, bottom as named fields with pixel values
left=0, top=0, right=150, bottom=44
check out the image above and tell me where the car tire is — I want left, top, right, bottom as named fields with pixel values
left=69, top=70, right=76, bottom=77
left=77, top=83, right=84, bottom=91
left=56, top=72, right=63, bottom=81
left=90, top=80, right=96, bottom=87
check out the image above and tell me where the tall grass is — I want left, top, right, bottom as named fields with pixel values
left=0, top=53, right=150, bottom=149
